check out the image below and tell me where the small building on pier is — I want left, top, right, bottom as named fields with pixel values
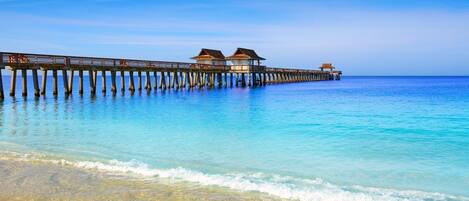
left=191, top=48, right=226, bottom=65
left=319, top=63, right=342, bottom=80
left=226, top=48, right=265, bottom=72
left=319, top=63, right=335, bottom=71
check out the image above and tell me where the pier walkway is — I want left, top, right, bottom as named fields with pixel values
left=0, top=52, right=342, bottom=99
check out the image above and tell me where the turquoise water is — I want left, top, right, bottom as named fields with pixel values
left=1, top=76, right=468, bottom=200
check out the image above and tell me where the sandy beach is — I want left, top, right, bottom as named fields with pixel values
left=0, top=158, right=284, bottom=201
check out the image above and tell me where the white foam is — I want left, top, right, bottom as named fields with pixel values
left=71, top=160, right=467, bottom=201
left=2, top=152, right=467, bottom=201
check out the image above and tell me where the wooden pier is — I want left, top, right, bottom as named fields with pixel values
left=0, top=51, right=341, bottom=99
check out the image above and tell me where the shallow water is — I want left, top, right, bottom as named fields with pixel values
left=1, top=76, right=468, bottom=201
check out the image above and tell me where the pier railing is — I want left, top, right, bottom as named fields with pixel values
left=0, top=52, right=328, bottom=73
left=0, top=52, right=341, bottom=99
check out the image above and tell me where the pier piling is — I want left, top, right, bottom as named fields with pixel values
left=21, top=69, right=27, bottom=97
left=52, top=70, right=58, bottom=96
left=9, top=69, right=16, bottom=97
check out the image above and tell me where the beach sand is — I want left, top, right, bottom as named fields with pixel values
left=0, top=159, right=284, bottom=201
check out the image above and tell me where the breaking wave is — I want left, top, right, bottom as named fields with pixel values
left=1, top=151, right=467, bottom=201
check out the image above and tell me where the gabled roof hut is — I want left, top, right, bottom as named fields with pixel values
left=191, top=48, right=226, bottom=65
left=319, top=63, right=336, bottom=71
left=226, top=48, right=265, bottom=70
left=226, top=48, right=265, bottom=61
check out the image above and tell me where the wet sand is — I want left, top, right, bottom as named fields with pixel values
left=0, top=159, right=284, bottom=201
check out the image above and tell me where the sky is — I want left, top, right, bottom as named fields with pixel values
left=1, top=0, right=468, bottom=75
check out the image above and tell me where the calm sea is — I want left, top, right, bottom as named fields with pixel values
left=1, top=76, right=468, bottom=201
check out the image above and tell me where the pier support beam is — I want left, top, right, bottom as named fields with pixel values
left=111, top=70, right=117, bottom=95
left=145, top=71, right=151, bottom=91
left=153, top=71, right=158, bottom=90
left=217, top=73, right=222, bottom=88
left=68, top=70, right=74, bottom=94
left=241, top=73, right=246, bottom=87
left=52, top=70, right=58, bottom=96
left=78, top=70, right=84, bottom=95
left=120, top=70, right=125, bottom=92
left=137, top=71, right=142, bottom=91
left=128, top=71, right=135, bottom=92
left=32, top=69, right=39, bottom=97
left=21, top=69, right=27, bottom=97
left=9, top=69, right=16, bottom=97
left=89, top=70, right=95, bottom=96
left=0, top=69, right=3, bottom=100
left=153, top=71, right=158, bottom=91
left=62, top=69, right=69, bottom=96
left=101, top=70, right=106, bottom=94
left=41, top=70, right=47, bottom=95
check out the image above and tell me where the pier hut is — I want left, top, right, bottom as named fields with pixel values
left=319, top=63, right=335, bottom=71
left=226, top=48, right=266, bottom=87
left=191, top=48, right=226, bottom=65
left=226, top=48, right=265, bottom=73
left=319, top=63, right=342, bottom=80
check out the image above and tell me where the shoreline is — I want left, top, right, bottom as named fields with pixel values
left=0, top=157, right=284, bottom=201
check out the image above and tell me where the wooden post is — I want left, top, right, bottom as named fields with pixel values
left=224, top=73, right=227, bottom=87
left=137, top=71, right=142, bottom=91
left=78, top=70, right=84, bottom=95
left=210, top=73, right=215, bottom=87
left=0, top=54, right=3, bottom=99
left=41, top=69, right=47, bottom=95
left=93, top=70, right=98, bottom=91
left=159, top=71, right=166, bottom=89
left=217, top=73, right=222, bottom=87
left=174, top=72, right=179, bottom=89
left=52, top=70, right=58, bottom=96
left=241, top=73, right=246, bottom=87
left=230, top=73, right=233, bottom=87
left=111, top=70, right=117, bottom=94
left=30, top=69, right=39, bottom=97
left=128, top=71, right=135, bottom=92
left=184, top=72, right=190, bottom=88
left=165, top=71, right=171, bottom=89
left=89, top=70, right=95, bottom=95
left=180, top=71, right=185, bottom=88
left=169, top=72, right=175, bottom=89
left=21, top=69, right=27, bottom=97
left=120, top=70, right=125, bottom=92
left=68, top=69, right=74, bottom=94
left=263, top=73, right=267, bottom=86
left=158, top=71, right=163, bottom=89
left=101, top=70, right=106, bottom=94
left=9, top=68, right=17, bottom=97
left=0, top=69, right=3, bottom=100
left=62, top=69, right=69, bottom=96
left=145, top=71, right=151, bottom=91
left=153, top=71, right=158, bottom=90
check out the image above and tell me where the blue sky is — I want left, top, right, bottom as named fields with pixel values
left=1, top=0, right=468, bottom=75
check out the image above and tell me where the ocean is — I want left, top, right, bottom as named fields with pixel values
left=0, top=76, right=468, bottom=201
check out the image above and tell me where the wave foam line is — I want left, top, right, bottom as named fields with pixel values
left=2, top=152, right=468, bottom=201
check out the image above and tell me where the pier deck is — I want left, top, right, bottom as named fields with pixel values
left=0, top=52, right=341, bottom=99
